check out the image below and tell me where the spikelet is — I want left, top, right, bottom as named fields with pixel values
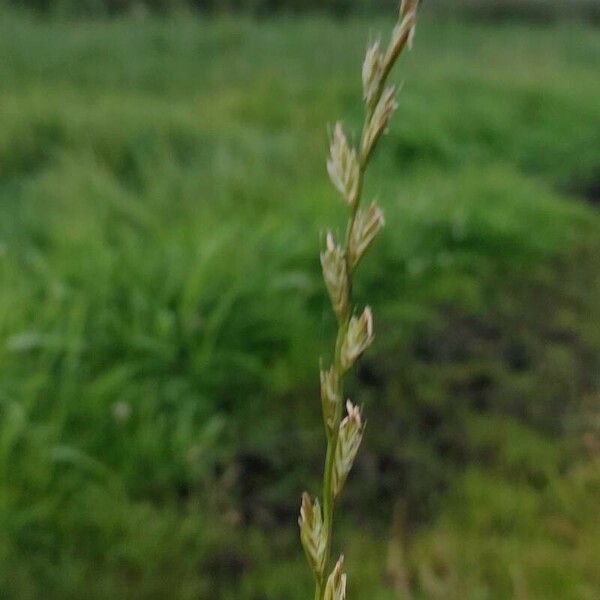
left=321, top=232, right=348, bottom=321
left=400, top=0, right=419, bottom=50
left=385, top=0, right=419, bottom=71
left=327, top=123, right=360, bottom=206
left=332, top=401, right=364, bottom=498
left=361, top=86, right=398, bottom=161
left=348, top=202, right=385, bottom=270
left=340, top=307, right=374, bottom=371
left=299, top=492, right=327, bottom=576
left=323, top=555, right=347, bottom=600
left=362, top=40, right=384, bottom=113
left=320, top=365, right=340, bottom=436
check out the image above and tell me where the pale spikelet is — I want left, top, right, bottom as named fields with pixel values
left=362, top=40, right=384, bottom=112
left=327, top=123, right=360, bottom=206
left=361, top=86, right=398, bottom=161
left=400, top=0, right=419, bottom=49
left=332, top=401, right=364, bottom=498
left=384, top=0, right=418, bottom=69
left=348, top=202, right=385, bottom=270
left=321, top=232, right=348, bottom=321
left=321, top=365, right=340, bottom=436
left=324, top=555, right=347, bottom=600
left=340, top=307, right=374, bottom=371
left=299, top=492, right=327, bottom=576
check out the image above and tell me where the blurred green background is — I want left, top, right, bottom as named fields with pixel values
left=1, top=1, right=599, bottom=598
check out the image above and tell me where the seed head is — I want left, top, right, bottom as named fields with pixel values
left=306, top=2, right=421, bottom=593
left=299, top=492, right=327, bottom=576
left=327, top=123, right=360, bottom=206
left=341, top=306, right=374, bottom=371
left=321, top=232, right=348, bottom=321
left=324, top=555, right=347, bottom=600
left=348, top=202, right=385, bottom=270
left=362, top=86, right=398, bottom=161
left=332, top=401, right=364, bottom=498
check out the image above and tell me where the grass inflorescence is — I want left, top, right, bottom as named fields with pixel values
left=298, top=3, right=421, bottom=598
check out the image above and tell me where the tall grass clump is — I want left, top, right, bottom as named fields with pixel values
left=298, top=2, right=420, bottom=598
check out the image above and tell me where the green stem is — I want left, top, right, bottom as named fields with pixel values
left=315, top=321, right=346, bottom=600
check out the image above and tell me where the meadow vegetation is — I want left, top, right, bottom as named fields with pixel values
left=0, top=8, right=599, bottom=599
left=5, top=0, right=600, bottom=21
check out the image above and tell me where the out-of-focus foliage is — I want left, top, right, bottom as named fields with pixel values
left=0, top=7, right=599, bottom=599
left=4, top=0, right=600, bottom=20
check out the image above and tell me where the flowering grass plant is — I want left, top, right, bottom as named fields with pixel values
left=299, top=2, right=421, bottom=598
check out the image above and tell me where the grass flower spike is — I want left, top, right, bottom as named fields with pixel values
left=361, top=85, right=398, bottom=161
left=348, top=203, right=385, bottom=270
left=321, top=232, right=349, bottom=321
left=362, top=40, right=384, bottom=112
left=299, top=492, right=327, bottom=577
left=321, top=366, right=340, bottom=436
left=299, top=1, right=421, bottom=598
left=324, top=555, right=347, bottom=600
left=327, top=123, right=360, bottom=206
left=340, top=307, right=374, bottom=372
left=332, top=402, right=364, bottom=499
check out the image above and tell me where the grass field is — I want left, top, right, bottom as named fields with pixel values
left=0, top=9, right=599, bottom=599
